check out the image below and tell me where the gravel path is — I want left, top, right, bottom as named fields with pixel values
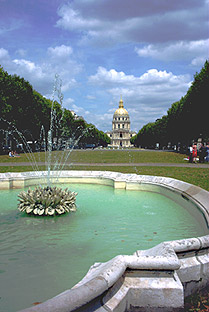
left=0, top=162, right=208, bottom=168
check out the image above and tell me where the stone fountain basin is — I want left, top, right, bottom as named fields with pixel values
left=0, top=170, right=208, bottom=312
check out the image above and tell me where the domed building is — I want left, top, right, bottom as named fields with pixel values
left=106, top=97, right=136, bottom=148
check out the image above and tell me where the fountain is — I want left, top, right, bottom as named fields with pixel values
left=0, top=170, right=208, bottom=312
left=18, top=185, right=77, bottom=215
left=0, top=74, right=94, bottom=216
left=0, top=76, right=208, bottom=311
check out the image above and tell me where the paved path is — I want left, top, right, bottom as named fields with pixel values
left=0, top=162, right=209, bottom=168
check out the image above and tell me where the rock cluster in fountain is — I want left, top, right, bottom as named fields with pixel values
left=18, top=186, right=77, bottom=216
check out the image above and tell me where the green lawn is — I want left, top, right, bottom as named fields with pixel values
left=0, top=150, right=208, bottom=191
left=0, top=149, right=188, bottom=163
left=67, top=149, right=187, bottom=163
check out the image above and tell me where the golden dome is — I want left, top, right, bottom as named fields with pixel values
left=114, top=96, right=129, bottom=116
left=114, top=107, right=129, bottom=115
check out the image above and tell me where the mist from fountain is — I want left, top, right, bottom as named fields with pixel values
left=1, top=74, right=92, bottom=184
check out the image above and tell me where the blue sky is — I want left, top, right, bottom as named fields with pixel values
left=0, top=0, right=208, bottom=132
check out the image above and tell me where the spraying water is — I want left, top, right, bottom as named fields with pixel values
left=0, top=74, right=92, bottom=185
left=0, top=74, right=93, bottom=215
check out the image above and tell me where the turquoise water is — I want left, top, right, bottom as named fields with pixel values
left=0, top=183, right=208, bottom=312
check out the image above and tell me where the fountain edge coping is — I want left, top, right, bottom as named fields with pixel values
left=18, top=236, right=209, bottom=312
left=0, top=170, right=208, bottom=232
left=0, top=170, right=208, bottom=220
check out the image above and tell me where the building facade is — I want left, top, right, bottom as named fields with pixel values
left=107, top=97, right=136, bottom=148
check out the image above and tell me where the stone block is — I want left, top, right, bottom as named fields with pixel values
left=0, top=179, right=11, bottom=189
left=127, top=271, right=183, bottom=310
left=114, top=180, right=126, bottom=189
left=177, top=253, right=201, bottom=282
left=102, top=277, right=129, bottom=312
left=197, top=250, right=209, bottom=286
left=102, top=271, right=184, bottom=312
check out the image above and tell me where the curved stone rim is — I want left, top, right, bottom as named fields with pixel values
left=0, top=170, right=208, bottom=312
left=0, top=170, right=208, bottom=225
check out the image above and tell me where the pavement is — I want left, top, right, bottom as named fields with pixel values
left=0, top=162, right=209, bottom=168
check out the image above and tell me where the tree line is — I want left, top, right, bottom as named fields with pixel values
left=0, top=65, right=110, bottom=152
left=131, top=60, right=209, bottom=149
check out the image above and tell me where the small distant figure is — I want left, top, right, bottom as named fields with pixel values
left=206, top=143, right=209, bottom=162
left=8, top=150, right=20, bottom=157
left=9, top=151, right=14, bottom=157
left=189, top=144, right=193, bottom=163
left=14, top=151, right=20, bottom=157
left=192, top=143, right=197, bottom=163
left=199, top=143, right=207, bottom=163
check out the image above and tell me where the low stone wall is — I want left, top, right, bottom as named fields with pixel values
left=0, top=171, right=208, bottom=311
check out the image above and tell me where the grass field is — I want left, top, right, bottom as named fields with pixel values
left=0, top=149, right=188, bottom=163
left=0, top=149, right=209, bottom=191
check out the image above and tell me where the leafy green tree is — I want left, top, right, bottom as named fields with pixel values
left=0, top=64, right=122, bottom=151
left=133, top=60, right=209, bottom=148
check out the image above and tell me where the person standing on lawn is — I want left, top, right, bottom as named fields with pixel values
left=206, top=143, right=209, bottom=162
left=192, top=143, right=197, bottom=163
left=189, top=144, right=193, bottom=163
left=199, top=143, right=207, bottom=163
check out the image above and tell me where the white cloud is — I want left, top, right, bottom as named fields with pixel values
left=63, top=97, right=75, bottom=109
left=13, top=59, right=36, bottom=72
left=0, top=19, right=23, bottom=35
left=0, top=48, right=10, bottom=60
left=135, top=39, right=209, bottom=65
left=71, top=104, right=90, bottom=116
left=56, top=0, right=208, bottom=46
left=86, top=95, right=96, bottom=100
left=15, top=49, right=27, bottom=57
left=88, top=67, right=191, bottom=131
left=56, top=7, right=100, bottom=31
left=86, top=112, right=113, bottom=130
left=89, top=67, right=139, bottom=86
left=191, top=56, right=207, bottom=67
left=0, top=45, right=194, bottom=132
left=89, top=67, right=190, bottom=90
left=1, top=0, right=207, bottom=134
left=47, top=45, right=73, bottom=59
left=0, top=46, right=82, bottom=96
left=63, top=97, right=113, bottom=130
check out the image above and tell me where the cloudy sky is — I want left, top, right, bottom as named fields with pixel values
left=0, top=0, right=208, bottom=132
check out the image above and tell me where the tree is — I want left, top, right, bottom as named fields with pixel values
left=133, top=60, right=209, bottom=148
left=0, top=64, right=119, bottom=150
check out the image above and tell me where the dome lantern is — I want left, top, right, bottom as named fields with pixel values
left=114, top=96, right=129, bottom=116
left=119, top=95, right=124, bottom=108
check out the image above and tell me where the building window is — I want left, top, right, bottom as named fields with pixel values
left=122, top=124, right=124, bottom=128
left=120, top=133, right=122, bottom=138
left=118, top=124, right=120, bottom=128
left=118, top=117, right=120, bottom=120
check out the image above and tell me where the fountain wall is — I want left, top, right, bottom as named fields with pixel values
left=0, top=170, right=208, bottom=311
